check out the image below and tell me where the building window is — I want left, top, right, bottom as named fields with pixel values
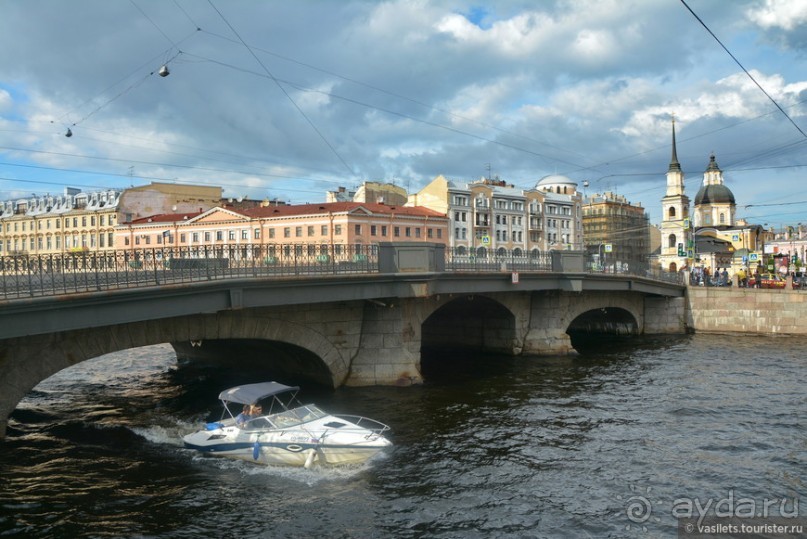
left=269, top=228, right=276, bottom=239
left=370, top=225, right=377, bottom=236
left=355, top=224, right=361, bottom=235
left=180, top=233, right=186, bottom=243
left=242, top=229, right=249, bottom=240
left=668, top=234, right=676, bottom=248
left=415, top=228, right=421, bottom=238
left=254, top=228, right=260, bottom=239
left=284, top=227, right=291, bottom=238
left=381, top=225, right=387, bottom=236
left=295, top=227, right=302, bottom=237
left=394, top=227, right=400, bottom=237
left=669, top=207, right=676, bottom=218
left=192, top=233, right=199, bottom=242
left=228, top=230, right=236, bottom=240
left=308, top=226, right=315, bottom=237
left=321, top=225, right=327, bottom=235
left=217, top=231, right=224, bottom=241
left=205, top=232, right=211, bottom=242
left=335, top=225, right=342, bottom=235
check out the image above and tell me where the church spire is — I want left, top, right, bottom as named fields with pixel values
left=668, top=116, right=681, bottom=172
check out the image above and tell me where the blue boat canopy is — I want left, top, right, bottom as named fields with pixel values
left=218, top=382, right=299, bottom=405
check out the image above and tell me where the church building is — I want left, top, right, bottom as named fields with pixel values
left=658, top=120, right=765, bottom=274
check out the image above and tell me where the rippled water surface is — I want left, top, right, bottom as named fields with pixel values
left=1, top=334, right=805, bottom=538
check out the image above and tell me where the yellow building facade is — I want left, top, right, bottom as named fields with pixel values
left=0, top=183, right=223, bottom=257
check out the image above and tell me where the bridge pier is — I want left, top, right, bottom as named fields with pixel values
left=521, top=292, right=582, bottom=355
left=346, top=300, right=424, bottom=386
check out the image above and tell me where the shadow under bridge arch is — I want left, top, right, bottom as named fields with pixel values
left=421, top=295, right=517, bottom=358
left=566, top=307, right=640, bottom=353
left=172, top=339, right=335, bottom=387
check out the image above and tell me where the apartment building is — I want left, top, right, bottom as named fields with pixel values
left=582, top=191, right=650, bottom=272
left=0, top=183, right=222, bottom=256
left=409, top=174, right=582, bottom=256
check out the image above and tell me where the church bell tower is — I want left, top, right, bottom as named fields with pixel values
left=659, top=118, right=690, bottom=272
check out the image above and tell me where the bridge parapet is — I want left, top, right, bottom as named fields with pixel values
left=0, top=244, right=682, bottom=301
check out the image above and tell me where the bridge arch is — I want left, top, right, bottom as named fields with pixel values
left=0, top=309, right=354, bottom=438
left=420, top=294, right=518, bottom=356
left=566, top=306, right=640, bottom=353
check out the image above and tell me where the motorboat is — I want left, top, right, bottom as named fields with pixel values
left=183, top=381, right=392, bottom=468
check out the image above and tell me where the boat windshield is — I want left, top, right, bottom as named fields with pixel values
left=241, top=404, right=328, bottom=430
left=269, top=404, right=328, bottom=428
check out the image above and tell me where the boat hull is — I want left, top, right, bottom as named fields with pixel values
left=183, top=425, right=391, bottom=468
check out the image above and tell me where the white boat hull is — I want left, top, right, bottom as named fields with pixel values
left=183, top=421, right=391, bottom=468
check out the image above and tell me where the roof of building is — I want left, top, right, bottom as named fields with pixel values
left=694, top=235, right=733, bottom=253
left=694, top=184, right=736, bottom=206
left=129, top=212, right=203, bottom=224
left=243, top=201, right=447, bottom=219
left=536, top=174, right=577, bottom=187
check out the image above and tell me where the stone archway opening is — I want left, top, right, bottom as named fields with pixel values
left=172, top=339, right=334, bottom=387
left=566, top=307, right=639, bottom=354
left=420, top=295, right=516, bottom=380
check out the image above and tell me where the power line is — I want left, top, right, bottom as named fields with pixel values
left=130, top=0, right=178, bottom=48
left=0, top=145, right=351, bottom=188
left=206, top=0, right=357, bottom=179
left=680, top=0, right=807, bottom=139
left=197, top=28, right=593, bottom=165
left=181, top=51, right=589, bottom=170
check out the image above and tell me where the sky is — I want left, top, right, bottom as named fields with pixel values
left=1, top=0, right=807, bottom=227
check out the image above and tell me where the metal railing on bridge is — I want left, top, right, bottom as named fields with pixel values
left=0, top=245, right=682, bottom=300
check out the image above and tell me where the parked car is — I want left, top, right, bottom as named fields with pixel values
left=748, top=273, right=786, bottom=289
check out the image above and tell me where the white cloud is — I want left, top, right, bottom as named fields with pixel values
left=747, top=0, right=807, bottom=31
left=0, top=89, right=11, bottom=113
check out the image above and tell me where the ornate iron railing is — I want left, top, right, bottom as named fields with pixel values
left=0, top=244, right=682, bottom=300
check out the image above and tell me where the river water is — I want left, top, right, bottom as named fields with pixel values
left=0, top=333, right=805, bottom=538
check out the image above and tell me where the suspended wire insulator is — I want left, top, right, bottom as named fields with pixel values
left=158, top=65, right=170, bottom=77
left=65, top=128, right=73, bottom=138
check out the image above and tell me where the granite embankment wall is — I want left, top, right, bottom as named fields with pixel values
left=687, top=285, right=807, bottom=334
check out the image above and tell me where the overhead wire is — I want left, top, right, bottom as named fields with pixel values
left=4, top=2, right=807, bottom=216
left=0, top=145, right=353, bottom=188
left=180, top=50, right=589, bottom=171
left=205, top=0, right=357, bottom=179
left=33, top=2, right=807, bottom=194
left=680, top=0, right=807, bottom=139
left=197, top=27, right=593, bottom=165
left=130, top=0, right=179, bottom=49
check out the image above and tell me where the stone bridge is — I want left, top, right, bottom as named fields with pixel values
left=0, top=245, right=686, bottom=438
